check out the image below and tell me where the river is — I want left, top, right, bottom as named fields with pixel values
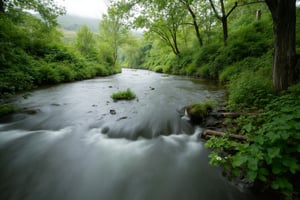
left=0, top=69, right=266, bottom=200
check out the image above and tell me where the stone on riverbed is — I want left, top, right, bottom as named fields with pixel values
left=186, top=103, right=213, bottom=124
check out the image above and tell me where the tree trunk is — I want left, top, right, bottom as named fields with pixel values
left=187, top=5, right=203, bottom=47
left=221, top=17, right=228, bottom=46
left=0, top=0, right=5, bottom=13
left=265, top=0, right=297, bottom=92
left=256, top=9, right=262, bottom=20
left=209, top=0, right=236, bottom=46
left=173, top=37, right=180, bottom=55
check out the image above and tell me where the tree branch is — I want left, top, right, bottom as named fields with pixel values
left=226, top=2, right=237, bottom=18
left=238, top=1, right=265, bottom=7
left=208, top=0, right=222, bottom=20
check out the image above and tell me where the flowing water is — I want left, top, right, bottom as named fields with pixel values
left=0, top=69, right=266, bottom=200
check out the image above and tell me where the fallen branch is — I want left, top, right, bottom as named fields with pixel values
left=209, top=111, right=259, bottom=118
left=202, top=129, right=247, bottom=141
left=209, top=112, right=241, bottom=118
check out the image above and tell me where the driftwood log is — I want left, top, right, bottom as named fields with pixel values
left=202, top=129, right=247, bottom=141
left=209, top=112, right=241, bottom=118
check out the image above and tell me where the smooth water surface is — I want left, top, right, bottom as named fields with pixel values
left=0, top=69, right=263, bottom=200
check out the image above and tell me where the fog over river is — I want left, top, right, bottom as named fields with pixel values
left=0, top=69, right=269, bottom=200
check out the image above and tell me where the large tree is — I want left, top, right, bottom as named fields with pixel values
left=178, top=0, right=203, bottom=47
left=134, top=0, right=187, bottom=55
left=98, top=6, right=128, bottom=67
left=265, top=0, right=297, bottom=92
left=76, top=25, right=96, bottom=57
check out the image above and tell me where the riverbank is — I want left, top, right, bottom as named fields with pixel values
left=183, top=83, right=300, bottom=199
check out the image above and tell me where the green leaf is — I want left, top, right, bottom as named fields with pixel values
left=232, top=154, right=247, bottom=167
left=254, top=135, right=264, bottom=145
left=266, top=132, right=280, bottom=143
left=246, top=170, right=257, bottom=182
left=247, top=157, right=258, bottom=171
left=282, top=157, right=300, bottom=174
left=272, top=165, right=282, bottom=175
left=243, top=123, right=253, bottom=133
left=267, top=147, right=280, bottom=159
left=233, top=168, right=241, bottom=176
left=271, top=178, right=293, bottom=191
left=290, top=121, right=300, bottom=130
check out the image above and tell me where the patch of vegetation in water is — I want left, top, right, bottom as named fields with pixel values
left=0, top=104, right=16, bottom=117
left=186, top=100, right=216, bottom=123
left=111, top=89, right=136, bottom=101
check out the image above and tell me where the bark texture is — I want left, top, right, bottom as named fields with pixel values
left=265, top=0, right=297, bottom=92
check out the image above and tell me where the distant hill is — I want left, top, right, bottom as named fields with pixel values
left=57, top=15, right=100, bottom=32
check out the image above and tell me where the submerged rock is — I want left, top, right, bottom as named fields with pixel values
left=117, top=116, right=128, bottom=121
left=110, top=109, right=116, bottom=115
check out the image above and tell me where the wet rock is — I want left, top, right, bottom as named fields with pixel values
left=110, top=109, right=116, bottom=115
left=92, top=104, right=98, bottom=107
left=149, top=86, right=155, bottom=90
left=22, top=108, right=39, bottom=115
left=186, top=103, right=212, bottom=124
left=108, top=86, right=113, bottom=88
left=101, top=126, right=109, bottom=134
left=51, top=103, right=61, bottom=106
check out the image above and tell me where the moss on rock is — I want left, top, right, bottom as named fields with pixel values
left=186, top=103, right=213, bottom=123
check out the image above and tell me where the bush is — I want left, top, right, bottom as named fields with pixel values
left=206, top=83, right=300, bottom=199
left=111, top=89, right=136, bottom=101
left=57, top=65, right=76, bottom=82
left=227, top=71, right=273, bottom=109
left=35, top=64, right=62, bottom=84
left=219, top=52, right=272, bottom=82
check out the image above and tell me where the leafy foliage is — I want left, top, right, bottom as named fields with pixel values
left=227, top=71, right=274, bottom=109
left=111, top=89, right=136, bottom=101
left=0, top=1, right=120, bottom=98
left=75, top=25, right=96, bottom=57
left=206, top=83, right=300, bottom=199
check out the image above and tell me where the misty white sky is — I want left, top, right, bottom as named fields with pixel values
left=57, top=0, right=109, bottom=19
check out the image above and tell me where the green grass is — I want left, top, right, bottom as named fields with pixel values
left=111, top=89, right=136, bottom=101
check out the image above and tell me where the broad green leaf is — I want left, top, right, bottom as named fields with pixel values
left=247, top=157, right=258, bottom=171
left=267, top=147, right=280, bottom=159
left=232, top=154, right=247, bottom=167
left=246, top=170, right=257, bottom=182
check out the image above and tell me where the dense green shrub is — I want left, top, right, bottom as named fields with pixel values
left=57, top=65, right=76, bottom=82
left=227, top=71, right=273, bottom=109
left=206, top=83, right=300, bottom=199
left=0, top=13, right=120, bottom=97
left=220, top=52, right=272, bottom=82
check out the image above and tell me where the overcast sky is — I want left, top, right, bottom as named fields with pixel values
left=57, top=0, right=109, bottom=19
